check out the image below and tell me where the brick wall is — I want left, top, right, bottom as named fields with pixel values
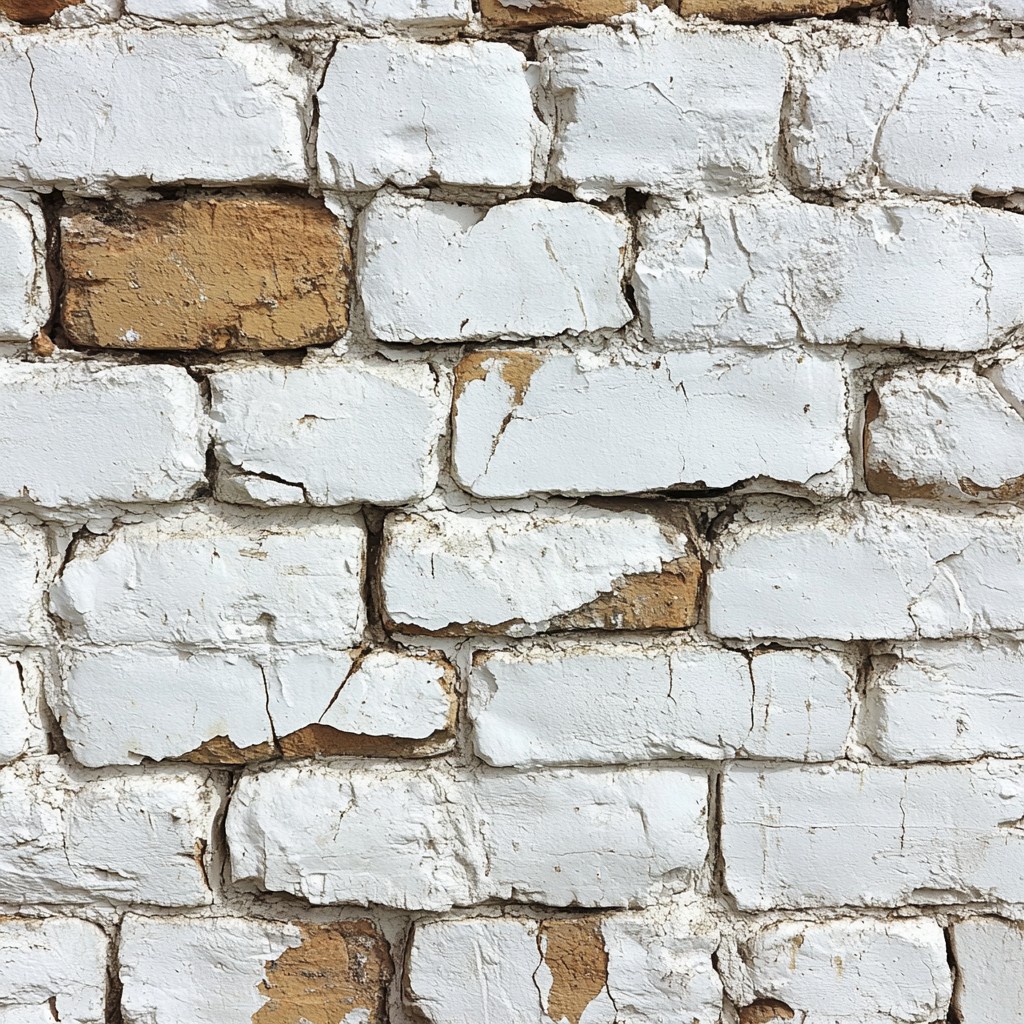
left=0, top=0, right=1022, bottom=1019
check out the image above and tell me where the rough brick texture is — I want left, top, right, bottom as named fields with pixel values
left=2, top=0, right=1021, bottom=1020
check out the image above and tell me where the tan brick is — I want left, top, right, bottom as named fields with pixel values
left=255, top=922, right=393, bottom=1024
left=61, top=196, right=350, bottom=352
left=0, top=0, right=80, bottom=22
left=676, top=0, right=881, bottom=20
left=479, top=0, right=636, bottom=27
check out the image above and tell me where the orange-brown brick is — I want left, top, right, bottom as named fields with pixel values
left=479, top=0, right=636, bottom=27
left=0, top=0, right=80, bottom=22
left=675, top=0, right=881, bottom=19
left=61, top=196, right=350, bottom=352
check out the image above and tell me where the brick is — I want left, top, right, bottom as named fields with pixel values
left=0, top=656, right=45, bottom=765
left=0, top=364, right=206, bottom=506
left=740, top=919, right=951, bottom=1024
left=407, top=909, right=721, bottom=1024
left=0, top=524, right=49, bottom=645
left=789, top=32, right=1024, bottom=199
left=722, top=761, right=1024, bottom=910
left=480, top=0, right=634, bottom=28
left=452, top=348, right=850, bottom=498
left=317, top=38, right=544, bottom=191
left=635, top=196, right=1024, bottom=351
left=679, top=0, right=881, bottom=18
left=210, top=362, right=447, bottom=506
left=0, top=756, right=216, bottom=906
left=62, top=197, right=348, bottom=351
left=910, top=0, right=1024, bottom=26
left=866, top=640, right=1024, bottom=763
left=381, top=507, right=700, bottom=636
left=55, top=647, right=455, bottom=767
left=227, top=763, right=708, bottom=909
left=866, top=366, right=1024, bottom=501
left=0, top=0, right=82, bottom=21
left=538, top=8, right=785, bottom=199
left=119, top=915, right=391, bottom=1024
left=0, top=917, right=108, bottom=1024
left=709, top=501, right=1024, bottom=641
left=357, top=194, right=630, bottom=343
left=125, top=0, right=469, bottom=24
left=952, top=917, right=1024, bottom=1024
left=469, top=640, right=852, bottom=766
left=0, top=191, right=48, bottom=341
left=50, top=510, right=366, bottom=647
left=0, top=30, right=307, bottom=190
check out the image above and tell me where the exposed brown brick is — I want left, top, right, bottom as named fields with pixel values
left=255, top=922, right=393, bottom=1024
left=739, top=999, right=796, bottom=1024
left=0, top=0, right=80, bottom=23
left=479, top=0, right=636, bottom=27
left=676, top=0, right=881, bottom=19
left=61, top=196, right=350, bottom=352
left=539, top=920, right=609, bottom=1024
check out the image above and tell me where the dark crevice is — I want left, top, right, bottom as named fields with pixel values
left=945, top=925, right=962, bottom=1024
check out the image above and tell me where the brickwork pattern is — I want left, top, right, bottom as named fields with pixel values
left=0, top=0, right=1022, bottom=1019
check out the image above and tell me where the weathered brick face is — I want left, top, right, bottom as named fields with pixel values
left=0, top=0, right=1020, bottom=1021
left=61, top=197, right=350, bottom=351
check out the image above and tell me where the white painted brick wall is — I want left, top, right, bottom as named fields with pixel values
left=317, top=39, right=545, bottom=191
left=0, top=30, right=308, bottom=191
left=469, top=639, right=852, bottom=765
left=50, top=510, right=366, bottom=646
left=227, top=763, right=708, bottom=909
left=723, top=761, right=1024, bottom=910
left=452, top=348, right=850, bottom=497
left=710, top=501, right=1024, bottom=640
left=0, top=917, right=108, bottom=1024
left=210, top=362, right=448, bottom=506
left=357, top=194, right=630, bottom=342
left=635, top=196, right=1024, bottom=350
left=538, top=7, right=786, bottom=199
left=0, top=2, right=1019, bottom=1018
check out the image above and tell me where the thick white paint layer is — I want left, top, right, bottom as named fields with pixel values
left=125, top=0, right=470, bottom=24
left=211, top=362, right=447, bottom=506
left=358, top=194, right=630, bottom=343
left=952, top=917, right=1024, bottom=1024
left=0, top=192, right=48, bottom=341
left=318, top=38, right=544, bottom=191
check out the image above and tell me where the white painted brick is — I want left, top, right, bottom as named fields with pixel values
left=0, top=756, right=215, bottom=906
left=743, top=919, right=951, bottom=1024
left=210, top=362, right=447, bottom=507
left=357, top=194, right=630, bottom=343
left=381, top=507, right=695, bottom=636
left=0, top=917, right=108, bottom=1024
left=0, top=191, right=48, bottom=341
left=227, top=763, right=707, bottom=909
left=791, top=32, right=1024, bottom=198
left=408, top=908, right=722, bottom=1024
left=118, top=915, right=298, bottom=1024
left=126, top=0, right=469, bottom=25
left=709, top=501, right=1024, bottom=641
left=538, top=7, right=784, bottom=199
left=0, top=525, right=49, bottom=645
left=469, top=640, right=852, bottom=766
left=722, top=761, right=1024, bottom=910
left=952, top=917, right=1024, bottom=1024
left=634, top=196, right=1024, bottom=351
left=786, top=29, right=928, bottom=197
left=317, top=39, right=544, bottom=191
left=0, top=364, right=206, bottom=508
left=0, top=656, right=45, bottom=766
left=910, top=0, right=1024, bottom=27
left=55, top=646, right=454, bottom=767
left=866, top=365, right=1024, bottom=501
left=452, top=348, right=850, bottom=498
left=0, top=30, right=307, bottom=191
left=867, top=640, right=1024, bottom=762
left=50, top=510, right=366, bottom=646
